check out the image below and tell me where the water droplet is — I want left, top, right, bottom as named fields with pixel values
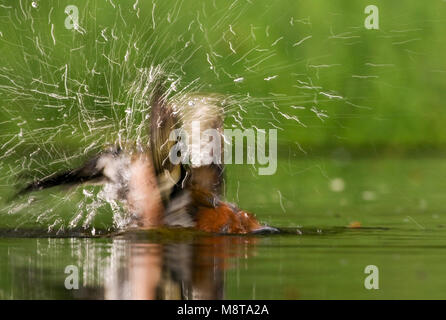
left=362, top=190, right=376, bottom=201
left=329, top=178, right=345, bottom=192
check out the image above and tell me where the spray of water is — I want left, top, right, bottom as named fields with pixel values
left=0, top=0, right=360, bottom=234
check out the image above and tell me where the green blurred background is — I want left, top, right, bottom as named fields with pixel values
left=1, top=0, right=446, bottom=300
left=1, top=0, right=446, bottom=152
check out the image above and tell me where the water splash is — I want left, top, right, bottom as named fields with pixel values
left=0, top=0, right=362, bottom=233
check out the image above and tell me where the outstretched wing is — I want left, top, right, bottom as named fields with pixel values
left=15, top=148, right=121, bottom=197
left=149, top=85, right=183, bottom=202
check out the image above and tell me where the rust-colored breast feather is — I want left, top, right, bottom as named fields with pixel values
left=195, top=203, right=261, bottom=234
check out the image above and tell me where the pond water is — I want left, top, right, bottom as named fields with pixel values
left=1, top=156, right=446, bottom=299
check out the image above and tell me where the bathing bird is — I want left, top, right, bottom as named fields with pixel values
left=18, top=88, right=275, bottom=234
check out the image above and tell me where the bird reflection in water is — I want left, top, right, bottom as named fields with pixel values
left=103, top=233, right=258, bottom=300
left=1, top=232, right=258, bottom=299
